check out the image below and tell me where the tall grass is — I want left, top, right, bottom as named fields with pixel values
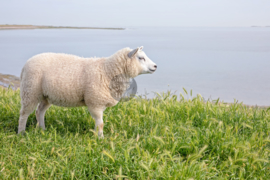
left=0, top=87, right=270, bottom=179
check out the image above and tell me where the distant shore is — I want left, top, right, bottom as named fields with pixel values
left=0, top=24, right=125, bottom=30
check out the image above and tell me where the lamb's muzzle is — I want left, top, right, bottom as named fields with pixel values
left=18, top=46, right=157, bottom=138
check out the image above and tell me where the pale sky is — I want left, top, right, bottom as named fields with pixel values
left=0, top=0, right=270, bottom=27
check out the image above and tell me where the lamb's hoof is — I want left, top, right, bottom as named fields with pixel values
left=38, top=127, right=46, bottom=131
left=98, top=132, right=104, bottom=139
left=17, top=130, right=26, bottom=136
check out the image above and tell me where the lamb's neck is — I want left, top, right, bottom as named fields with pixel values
left=103, top=57, right=131, bottom=100
left=104, top=57, right=129, bottom=79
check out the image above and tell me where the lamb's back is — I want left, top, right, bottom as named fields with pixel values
left=23, top=53, right=95, bottom=107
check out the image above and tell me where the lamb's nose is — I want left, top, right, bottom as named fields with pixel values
left=154, top=65, right=157, bottom=68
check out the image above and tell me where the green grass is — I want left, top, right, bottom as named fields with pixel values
left=0, top=87, right=270, bottom=179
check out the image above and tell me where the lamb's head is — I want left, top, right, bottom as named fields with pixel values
left=127, top=46, right=157, bottom=76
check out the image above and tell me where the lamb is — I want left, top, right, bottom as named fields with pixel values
left=18, top=46, right=157, bottom=138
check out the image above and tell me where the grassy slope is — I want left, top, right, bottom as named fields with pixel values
left=0, top=88, right=270, bottom=179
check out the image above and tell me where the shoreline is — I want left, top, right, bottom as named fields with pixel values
left=0, top=73, right=269, bottom=108
left=0, top=73, right=20, bottom=89
left=0, top=24, right=125, bottom=30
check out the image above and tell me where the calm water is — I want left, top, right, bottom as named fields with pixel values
left=0, top=27, right=270, bottom=105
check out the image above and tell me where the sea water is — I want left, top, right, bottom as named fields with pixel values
left=0, top=27, right=269, bottom=105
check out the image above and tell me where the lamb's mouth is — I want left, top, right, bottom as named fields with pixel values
left=149, top=68, right=156, bottom=72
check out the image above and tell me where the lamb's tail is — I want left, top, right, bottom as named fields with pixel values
left=20, top=67, right=24, bottom=80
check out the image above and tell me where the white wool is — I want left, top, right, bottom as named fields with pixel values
left=18, top=47, right=157, bottom=137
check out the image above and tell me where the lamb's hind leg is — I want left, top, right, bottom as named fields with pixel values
left=18, top=100, right=39, bottom=134
left=36, top=99, right=51, bottom=130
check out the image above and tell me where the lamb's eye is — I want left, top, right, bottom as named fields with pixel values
left=138, top=57, right=145, bottom=61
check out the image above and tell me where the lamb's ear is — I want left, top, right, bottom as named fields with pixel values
left=139, top=46, right=143, bottom=51
left=128, top=48, right=140, bottom=58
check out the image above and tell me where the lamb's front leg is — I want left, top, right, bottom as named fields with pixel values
left=88, top=107, right=105, bottom=138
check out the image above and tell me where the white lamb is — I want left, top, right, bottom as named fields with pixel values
left=18, top=46, right=157, bottom=137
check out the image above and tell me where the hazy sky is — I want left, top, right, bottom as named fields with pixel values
left=1, top=0, right=270, bottom=27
